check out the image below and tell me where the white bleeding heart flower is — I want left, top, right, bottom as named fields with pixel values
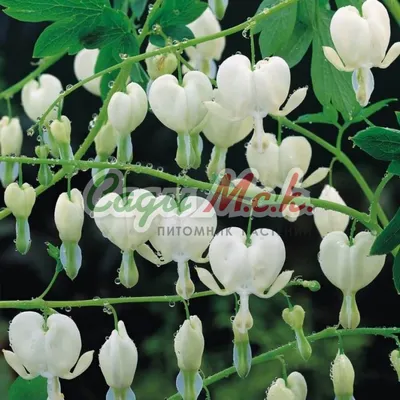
left=0, top=117, right=23, bottom=156
left=185, top=8, right=226, bottom=79
left=196, top=227, right=292, bottom=333
left=145, top=43, right=178, bottom=80
left=323, top=0, right=400, bottom=106
left=21, top=74, right=63, bottom=122
left=319, top=231, right=386, bottom=329
left=94, top=190, right=162, bottom=288
left=3, top=311, right=93, bottom=400
left=313, top=185, right=349, bottom=237
left=246, top=134, right=329, bottom=190
left=266, top=378, right=295, bottom=400
left=73, top=48, right=101, bottom=96
left=149, top=195, right=217, bottom=299
left=331, top=353, right=355, bottom=400
left=99, top=320, right=138, bottom=399
left=94, top=121, right=117, bottom=158
left=266, top=372, right=307, bottom=400
left=148, top=71, right=213, bottom=169
left=205, top=55, right=307, bottom=152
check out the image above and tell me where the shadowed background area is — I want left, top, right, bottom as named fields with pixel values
left=0, top=0, right=399, bottom=399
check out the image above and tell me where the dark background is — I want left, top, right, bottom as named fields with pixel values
left=0, top=0, right=399, bottom=399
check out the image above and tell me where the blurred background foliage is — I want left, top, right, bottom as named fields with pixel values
left=0, top=0, right=399, bottom=399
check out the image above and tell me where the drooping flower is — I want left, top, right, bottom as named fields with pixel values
left=323, top=0, right=400, bottom=106
left=185, top=8, right=226, bottom=78
left=319, top=231, right=386, bottom=329
left=3, top=311, right=93, bottom=400
left=331, top=353, right=356, bottom=400
left=148, top=71, right=213, bottom=169
left=205, top=55, right=307, bottom=152
left=99, top=320, right=138, bottom=400
left=266, top=372, right=307, bottom=400
left=145, top=42, right=178, bottom=80
left=149, top=195, right=217, bottom=299
left=21, top=74, right=63, bottom=122
left=313, top=185, right=349, bottom=237
left=73, top=48, right=101, bottom=96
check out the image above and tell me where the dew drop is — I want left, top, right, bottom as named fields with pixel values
left=169, top=301, right=176, bottom=308
left=65, top=306, right=72, bottom=312
left=114, top=277, right=121, bottom=285
left=108, top=81, right=115, bottom=89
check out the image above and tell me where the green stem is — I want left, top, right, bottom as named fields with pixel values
left=0, top=291, right=215, bottom=310
left=38, top=270, right=60, bottom=299
left=0, top=53, right=65, bottom=100
left=328, top=157, right=337, bottom=187
left=138, top=0, right=164, bottom=42
left=371, top=172, right=394, bottom=224
left=250, top=30, right=256, bottom=68
left=176, top=53, right=217, bottom=86
left=166, top=327, right=400, bottom=399
left=6, top=98, right=12, bottom=118
left=277, top=117, right=282, bottom=145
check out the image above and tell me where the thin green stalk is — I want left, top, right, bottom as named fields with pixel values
left=138, top=0, right=164, bottom=42
left=0, top=291, right=215, bottom=310
left=250, top=30, right=256, bottom=68
left=277, top=117, right=283, bottom=145
left=6, top=98, right=12, bottom=118
left=38, top=270, right=60, bottom=299
left=328, top=157, right=337, bottom=187
left=176, top=53, right=217, bottom=86
left=371, top=172, right=394, bottom=224
left=0, top=53, right=65, bottom=100
left=166, top=326, right=400, bottom=399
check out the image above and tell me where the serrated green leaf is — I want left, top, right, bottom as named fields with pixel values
left=275, top=20, right=313, bottom=67
left=150, top=0, right=207, bottom=28
left=80, top=8, right=132, bottom=49
left=150, top=25, right=194, bottom=47
left=130, top=0, right=148, bottom=19
left=9, top=377, right=47, bottom=400
left=257, top=0, right=297, bottom=57
left=371, top=209, right=400, bottom=255
left=46, top=242, right=60, bottom=260
left=389, top=160, right=400, bottom=176
left=350, top=99, right=398, bottom=124
left=311, top=8, right=360, bottom=120
left=0, top=0, right=108, bottom=22
left=352, top=127, right=400, bottom=161
left=393, top=251, right=400, bottom=294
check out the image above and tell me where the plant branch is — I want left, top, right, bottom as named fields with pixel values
left=166, top=326, right=400, bottom=399
left=371, top=172, right=394, bottom=224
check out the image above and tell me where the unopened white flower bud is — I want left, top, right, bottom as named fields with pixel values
left=54, top=189, right=84, bottom=243
left=282, top=305, right=305, bottom=330
left=266, top=378, right=295, bottom=400
left=73, top=49, right=101, bottom=96
left=0, top=117, right=23, bottom=156
left=390, top=349, right=400, bottom=381
left=331, top=353, right=355, bottom=399
left=50, top=116, right=71, bottom=145
left=314, top=185, right=349, bottom=237
left=287, top=372, right=307, bottom=400
left=107, top=83, right=148, bottom=136
left=99, top=321, right=138, bottom=390
left=94, top=121, right=117, bottom=157
left=145, top=43, right=178, bottom=80
left=4, top=183, right=36, bottom=219
left=174, top=316, right=204, bottom=371
left=21, top=74, right=63, bottom=122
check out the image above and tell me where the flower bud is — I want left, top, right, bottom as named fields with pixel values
left=266, top=378, right=295, bottom=400
left=233, top=323, right=252, bottom=379
left=54, top=189, right=84, bottom=243
left=390, top=349, right=400, bottom=381
left=313, top=185, right=349, bottom=237
left=287, top=372, right=307, bottom=400
left=208, top=0, right=229, bottom=19
left=282, top=306, right=312, bottom=361
left=21, top=74, right=63, bottom=122
left=50, top=116, right=71, bottom=145
left=331, top=353, right=355, bottom=400
left=174, top=316, right=204, bottom=372
left=145, top=43, right=178, bottom=80
left=99, top=321, right=138, bottom=390
left=4, top=183, right=36, bottom=219
left=107, top=82, right=148, bottom=136
left=35, top=145, right=54, bottom=186
left=0, top=117, right=23, bottom=156
left=94, top=121, right=117, bottom=157
left=73, top=49, right=101, bottom=96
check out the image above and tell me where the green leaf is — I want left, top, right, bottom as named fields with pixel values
left=335, top=0, right=362, bottom=10
left=311, top=8, right=360, bottom=120
left=389, top=160, right=400, bottom=176
left=350, top=99, right=398, bottom=124
left=80, top=8, right=132, bottom=49
left=9, top=377, right=47, bottom=400
left=111, top=34, right=140, bottom=61
left=352, top=127, right=400, bottom=161
left=298, top=0, right=316, bottom=26
left=150, top=25, right=194, bottom=47
left=393, top=251, right=400, bottom=294
left=130, top=0, right=148, bottom=19
left=0, top=0, right=109, bottom=22
left=131, top=63, right=150, bottom=91
left=95, top=45, right=120, bottom=100
left=396, top=111, right=400, bottom=126
left=257, top=0, right=297, bottom=57
left=150, top=0, right=207, bottom=28
left=275, top=20, right=313, bottom=67
left=371, top=209, right=400, bottom=255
